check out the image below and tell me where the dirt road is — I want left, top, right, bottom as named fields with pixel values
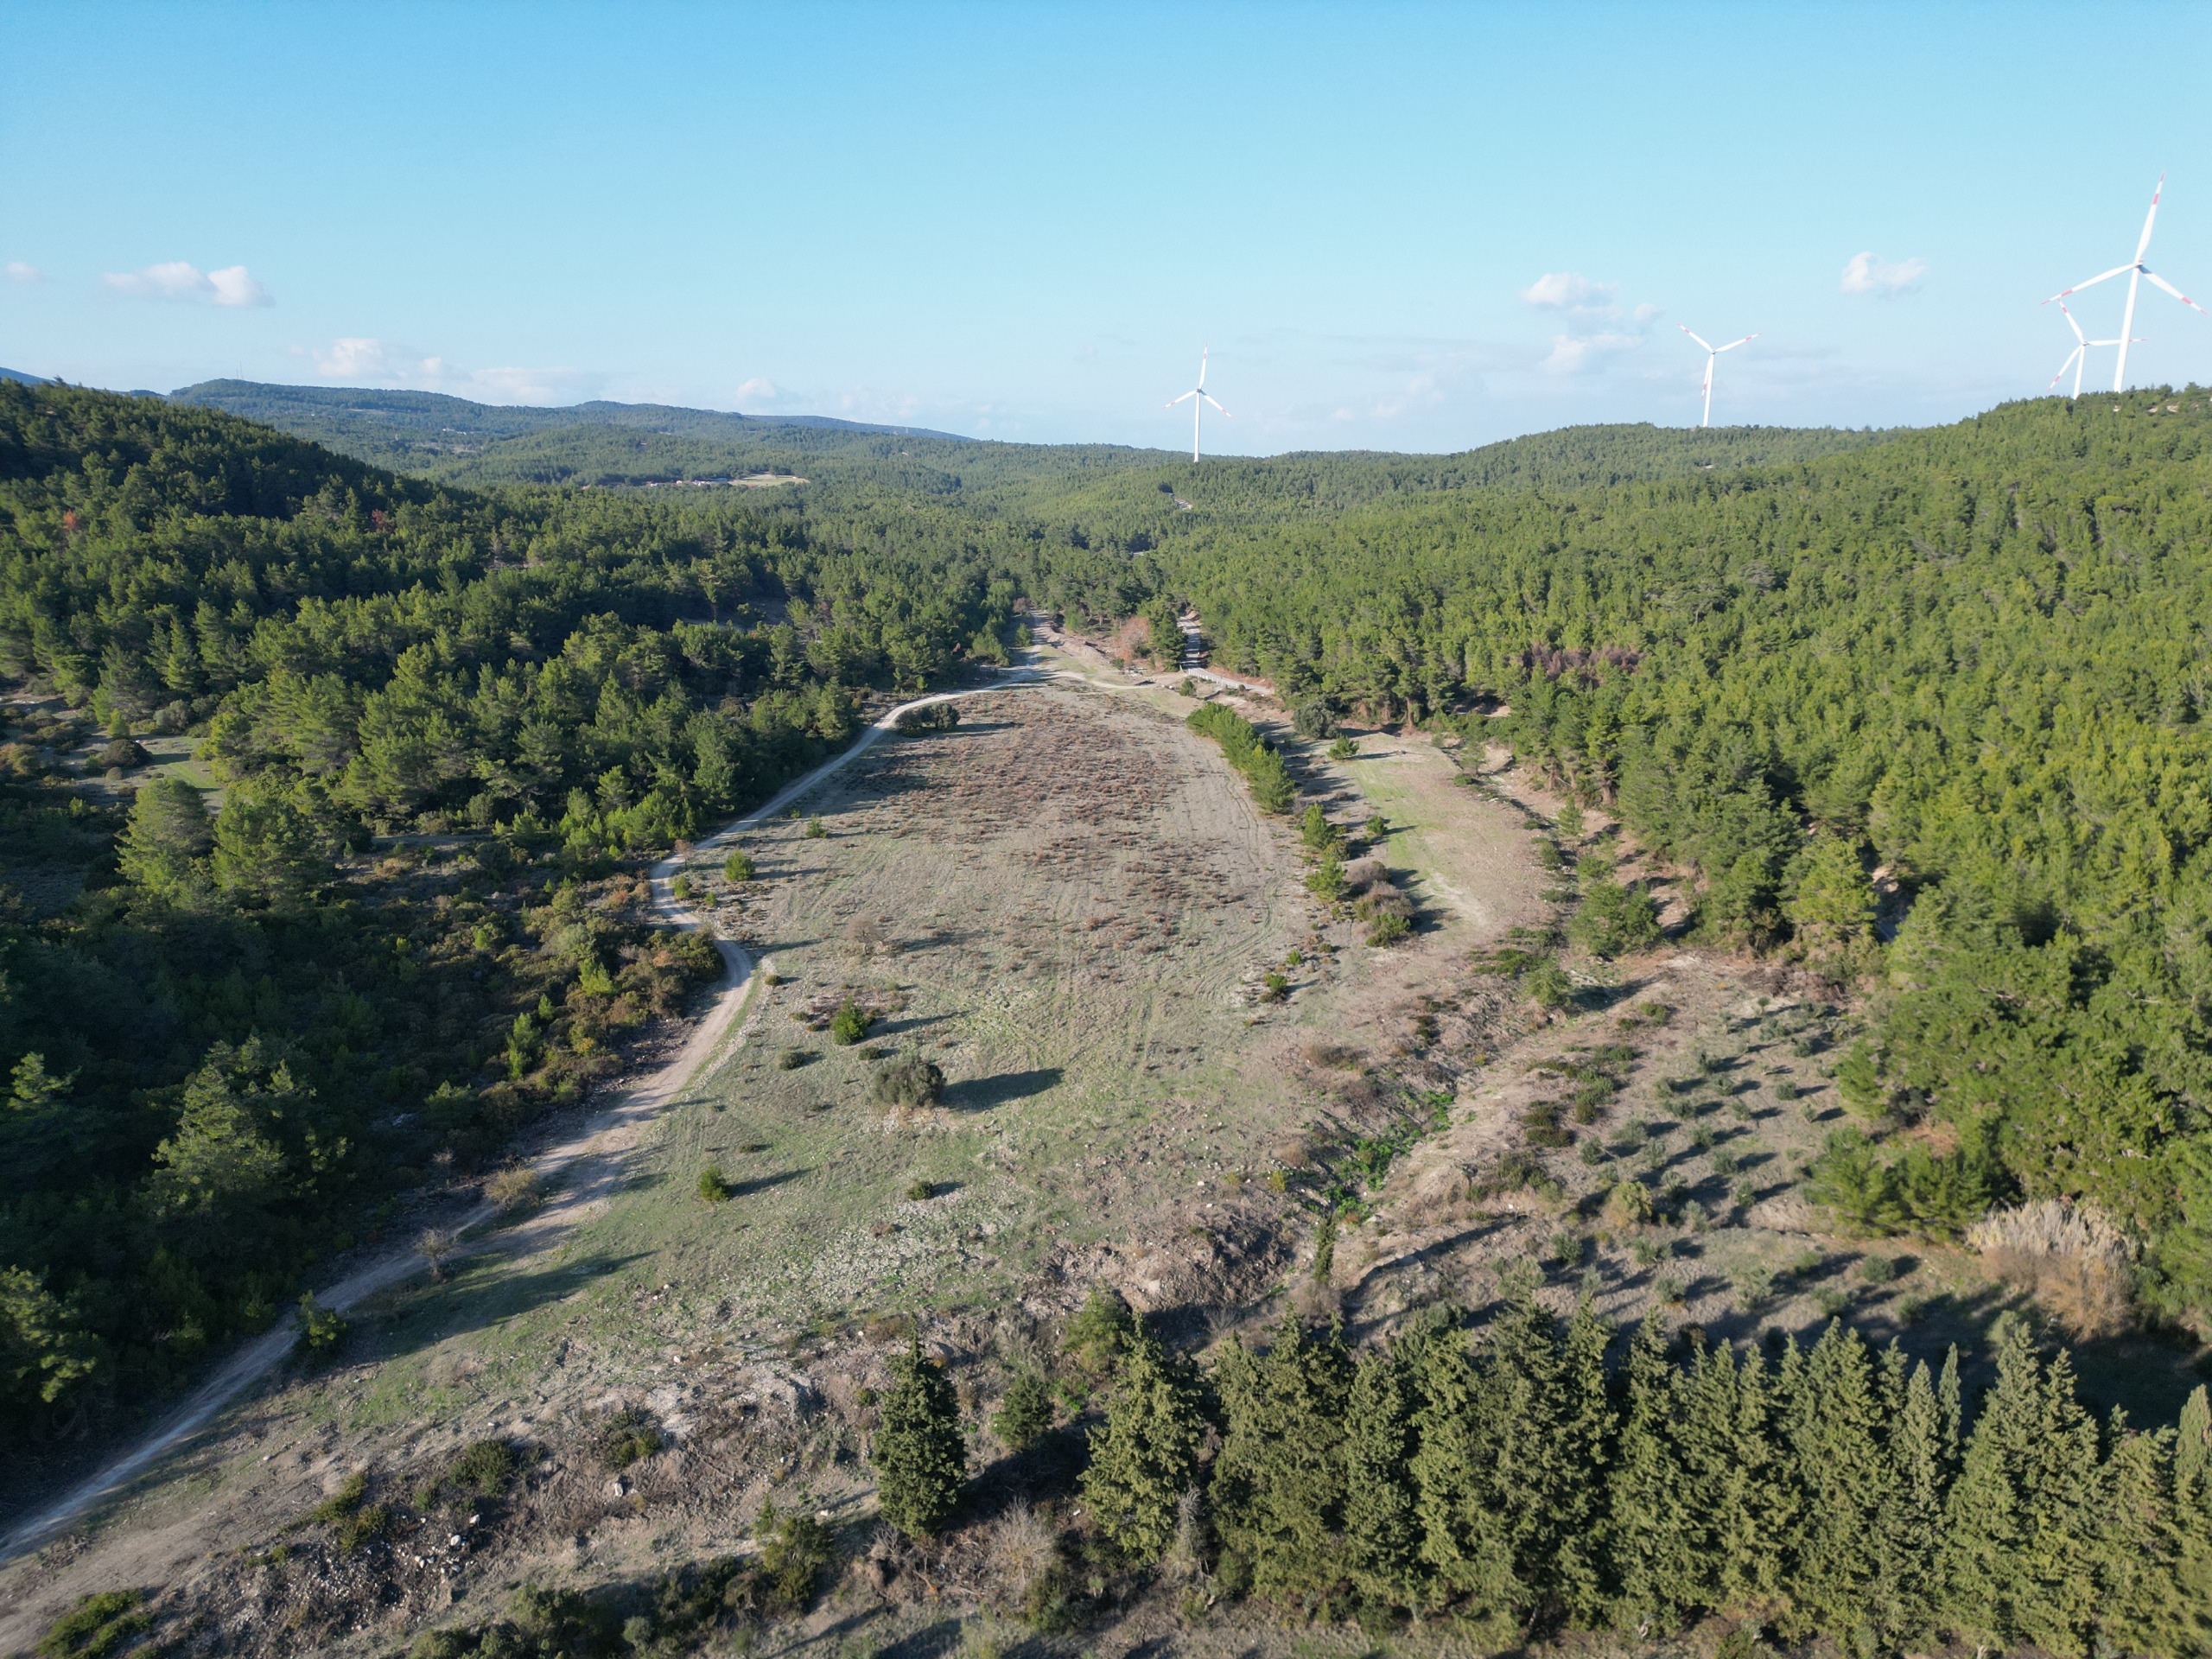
left=0, top=685, right=1011, bottom=1570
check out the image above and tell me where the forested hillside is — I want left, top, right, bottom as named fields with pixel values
left=0, top=384, right=1013, bottom=1433
left=1128, top=389, right=2212, bottom=1322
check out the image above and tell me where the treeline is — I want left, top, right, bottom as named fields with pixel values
left=1126, top=391, right=2212, bottom=1324
left=1185, top=703, right=1294, bottom=813
left=1070, top=1304, right=2211, bottom=1655
left=0, top=383, right=1017, bottom=1436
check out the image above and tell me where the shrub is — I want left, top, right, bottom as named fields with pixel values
left=723, top=849, right=756, bottom=881
left=992, top=1367, right=1058, bottom=1450
left=698, top=1165, right=733, bottom=1203
left=1366, top=912, right=1412, bottom=948
left=1185, top=703, right=1295, bottom=813
left=896, top=701, right=962, bottom=733
left=1733, top=1260, right=1776, bottom=1309
left=872, top=1341, right=967, bottom=1537
left=293, top=1293, right=346, bottom=1357
left=483, top=1164, right=540, bottom=1211
left=449, top=1439, right=519, bottom=1498
left=1812, top=1286, right=1851, bottom=1319
left=873, top=1052, right=945, bottom=1109
left=1605, top=1179, right=1654, bottom=1228
left=418, top=1226, right=461, bottom=1282
left=1292, top=699, right=1338, bottom=739
left=598, top=1409, right=661, bottom=1470
left=671, top=873, right=695, bottom=901
left=35, top=1591, right=152, bottom=1659
left=1262, top=971, right=1289, bottom=1001
left=804, top=817, right=827, bottom=839
left=778, top=1047, right=811, bottom=1070
left=906, top=1179, right=936, bottom=1201
left=1526, top=960, right=1575, bottom=1010
left=1967, top=1198, right=2138, bottom=1339
left=1063, top=1286, right=1136, bottom=1378
left=754, top=1500, right=835, bottom=1609
left=1569, top=878, right=1662, bottom=959
left=830, top=1001, right=871, bottom=1046
left=97, top=737, right=149, bottom=771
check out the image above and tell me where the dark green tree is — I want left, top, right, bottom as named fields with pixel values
left=1081, top=1323, right=1208, bottom=1566
left=871, top=1339, right=966, bottom=1537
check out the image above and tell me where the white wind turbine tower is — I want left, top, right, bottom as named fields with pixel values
left=1680, top=326, right=1758, bottom=427
left=2042, top=174, right=2208, bottom=391
left=2046, top=301, right=2140, bottom=398
left=1166, top=347, right=1230, bottom=461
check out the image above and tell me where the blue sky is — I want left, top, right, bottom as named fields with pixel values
left=5, top=1, right=2212, bottom=453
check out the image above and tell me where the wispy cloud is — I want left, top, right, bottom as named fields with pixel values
left=1539, top=331, right=1644, bottom=374
left=1521, top=271, right=1621, bottom=315
left=302, top=337, right=600, bottom=404
left=1840, top=251, right=1928, bottom=296
left=103, top=261, right=272, bottom=308
left=3, top=261, right=41, bottom=285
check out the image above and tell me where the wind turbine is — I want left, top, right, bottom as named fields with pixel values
left=1166, top=348, right=1229, bottom=461
left=1680, top=326, right=1757, bottom=427
left=2042, top=174, right=2208, bottom=391
left=2046, top=301, right=2140, bottom=398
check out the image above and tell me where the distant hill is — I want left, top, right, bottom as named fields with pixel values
left=0, top=368, right=49, bottom=386
left=165, top=378, right=1893, bottom=512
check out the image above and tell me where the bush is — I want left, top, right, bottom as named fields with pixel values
left=804, top=817, right=827, bottom=839
left=598, top=1408, right=661, bottom=1470
left=1292, top=699, right=1338, bottom=739
left=1327, top=736, right=1358, bottom=760
left=830, top=1001, right=871, bottom=1046
left=1526, top=960, right=1575, bottom=1009
left=1366, top=911, right=1412, bottom=948
left=1605, top=1179, right=1654, bottom=1228
left=1569, top=878, right=1662, bottom=959
left=671, top=873, right=695, bottom=901
left=754, top=1500, right=835, bottom=1609
left=993, top=1367, right=1058, bottom=1450
left=294, top=1293, right=346, bottom=1357
left=723, top=849, right=756, bottom=881
left=449, top=1439, right=519, bottom=1497
left=896, top=700, right=962, bottom=733
left=778, top=1047, right=811, bottom=1070
left=698, top=1164, right=733, bottom=1203
left=483, top=1164, right=540, bottom=1211
left=905, top=1179, right=936, bottom=1201
left=36, top=1591, right=151, bottom=1659
left=874, top=1052, right=945, bottom=1109
left=97, top=737, right=149, bottom=771
left=1063, top=1285, right=1136, bottom=1378
left=1185, top=703, right=1295, bottom=813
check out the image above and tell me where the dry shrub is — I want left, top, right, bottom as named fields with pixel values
left=982, top=1499, right=1058, bottom=1611
left=1341, top=857, right=1389, bottom=893
left=483, top=1165, right=541, bottom=1212
left=1967, top=1199, right=2138, bottom=1338
left=1272, top=1137, right=1314, bottom=1169
left=1301, top=1041, right=1363, bottom=1071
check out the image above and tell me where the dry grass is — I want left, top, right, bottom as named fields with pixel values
left=1967, top=1198, right=2139, bottom=1339
left=482, top=1166, right=541, bottom=1212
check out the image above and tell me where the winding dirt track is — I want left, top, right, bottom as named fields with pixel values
left=0, top=683, right=1021, bottom=1567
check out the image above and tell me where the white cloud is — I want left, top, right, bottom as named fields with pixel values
left=103, top=260, right=272, bottom=307
left=1633, top=302, right=1663, bottom=323
left=1840, top=251, right=1928, bottom=296
left=1539, top=332, right=1643, bottom=374
left=1520, top=271, right=1620, bottom=313
left=306, top=337, right=599, bottom=404
left=4, top=261, right=41, bottom=284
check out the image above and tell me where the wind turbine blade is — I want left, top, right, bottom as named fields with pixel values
left=1166, top=391, right=1197, bottom=407
left=2057, top=301, right=2087, bottom=344
left=1198, top=347, right=1209, bottom=389
left=2136, top=174, right=2165, bottom=264
left=2144, top=270, right=2210, bottom=315
left=1202, top=394, right=1229, bottom=416
left=2043, top=265, right=2133, bottom=303
left=1680, top=326, right=1715, bottom=353
left=1714, top=334, right=1758, bottom=353
left=2049, top=345, right=2084, bottom=391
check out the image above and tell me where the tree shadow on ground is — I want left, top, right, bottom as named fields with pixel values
left=943, top=1068, right=1063, bottom=1112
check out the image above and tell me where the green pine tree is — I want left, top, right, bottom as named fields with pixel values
left=1080, top=1323, right=1208, bottom=1566
left=1210, top=1319, right=1354, bottom=1607
left=2092, top=1408, right=2196, bottom=1657
left=1779, top=1323, right=1898, bottom=1644
left=1400, top=1313, right=1522, bottom=1618
left=1343, top=1344, right=1427, bottom=1614
left=871, top=1339, right=966, bottom=1537
left=1604, top=1313, right=1697, bottom=1634
left=1876, top=1351, right=1948, bottom=1646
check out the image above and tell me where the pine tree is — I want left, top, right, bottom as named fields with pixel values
left=1604, top=1313, right=1696, bottom=1634
left=1342, top=1345, right=1427, bottom=1614
left=872, top=1339, right=966, bottom=1537
left=1876, top=1351, right=1948, bottom=1647
left=1780, top=1323, right=1897, bottom=1643
left=1676, top=1338, right=1786, bottom=1618
left=1549, top=1294, right=1617, bottom=1624
left=2177, top=1386, right=2212, bottom=1633
left=2091, top=1409, right=2195, bottom=1657
left=1940, top=1316, right=2100, bottom=1656
left=1211, top=1319, right=1355, bottom=1607
left=1400, top=1313, right=1522, bottom=1618
left=1080, top=1323, right=1208, bottom=1566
